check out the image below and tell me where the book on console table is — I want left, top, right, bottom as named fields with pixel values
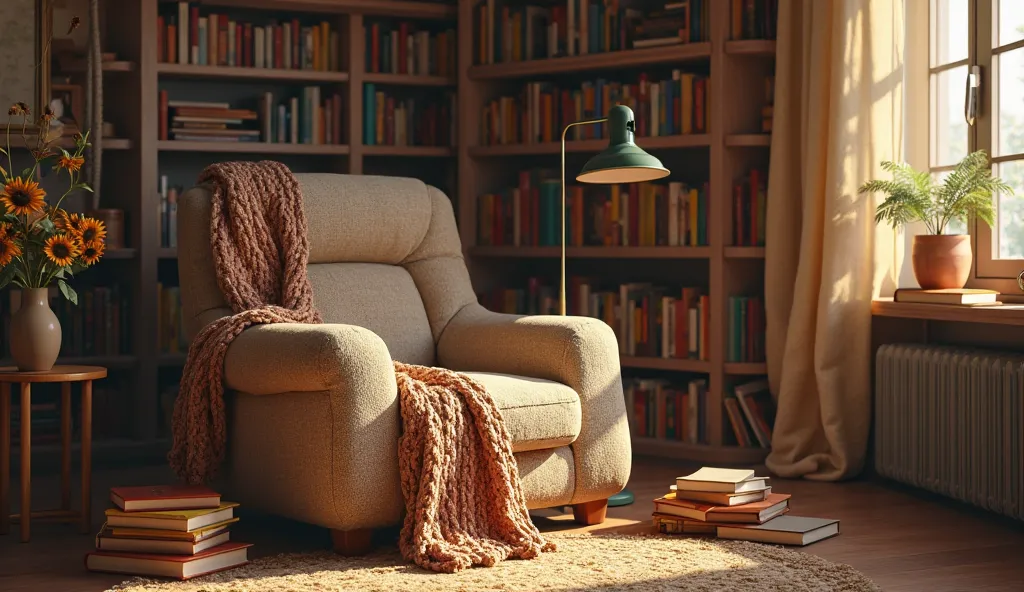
left=86, top=542, right=252, bottom=580
left=893, top=288, right=1000, bottom=305
left=111, top=484, right=222, bottom=512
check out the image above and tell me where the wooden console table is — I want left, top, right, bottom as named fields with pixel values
left=872, top=298, right=1024, bottom=326
left=0, top=365, right=107, bottom=542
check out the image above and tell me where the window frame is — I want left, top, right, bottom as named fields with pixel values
left=929, top=1, right=1024, bottom=283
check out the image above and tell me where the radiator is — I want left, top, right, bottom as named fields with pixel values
left=875, top=343, right=1023, bottom=520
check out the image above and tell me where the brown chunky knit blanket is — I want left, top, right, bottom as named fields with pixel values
left=170, top=161, right=553, bottom=573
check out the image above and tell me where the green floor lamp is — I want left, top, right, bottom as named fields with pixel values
left=560, top=105, right=670, bottom=507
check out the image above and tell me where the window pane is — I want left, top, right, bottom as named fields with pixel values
left=996, top=160, right=1024, bottom=258
left=931, top=66, right=969, bottom=167
left=997, top=0, right=1024, bottom=48
left=933, top=0, right=969, bottom=66
left=997, top=48, right=1024, bottom=156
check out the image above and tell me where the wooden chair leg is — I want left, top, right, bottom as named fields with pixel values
left=330, top=528, right=374, bottom=556
left=572, top=499, right=608, bottom=526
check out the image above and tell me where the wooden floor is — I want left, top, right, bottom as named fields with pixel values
left=2, top=458, right=1024, bottom=591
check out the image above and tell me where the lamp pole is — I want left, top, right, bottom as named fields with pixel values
left=559, top=118, right=607, bottom=316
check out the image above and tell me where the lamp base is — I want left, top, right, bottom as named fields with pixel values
left=608, top=489, right=635, bottom=507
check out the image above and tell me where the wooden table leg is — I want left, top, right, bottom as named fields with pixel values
left=1, top=383, right=9, bottom=535
left=20, top=383, right=30, bottom=543
left=61, top=382, right=71, bottom=511
left=80, top=380, right=92, bottom=534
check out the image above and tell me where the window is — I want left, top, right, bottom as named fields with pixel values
left=930, top=1, right=1024, bottom=277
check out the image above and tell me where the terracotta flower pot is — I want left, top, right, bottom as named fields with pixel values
left=9, top=288, right=62, bottom=372
left=911, top=234, right=972, bottom=289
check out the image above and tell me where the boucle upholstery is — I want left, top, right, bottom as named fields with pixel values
left=178, top=174, right=630, bottom=530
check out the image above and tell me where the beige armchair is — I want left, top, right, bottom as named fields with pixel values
left=177, top=174, right=631, bottom=553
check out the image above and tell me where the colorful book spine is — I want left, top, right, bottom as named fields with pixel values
left=159, top=3, right=338, bottom=70
left=480, top=278, right=710, bottom=361
left=361, top=86, right=455, bottom=147
left=732, top=169, right=767, bottom=246
left=474, top=0, right=710, bottom=65
left=365, top=21, right=457, bottom=77
left=727, top=296, right=766, bottom=363
left=731, top=0, right=779, bottom=40
left=477, top=172, right=708, bottom=248
left=480, top=72, right=709, bottom=146
left=623, top=378, right=708, bottom=444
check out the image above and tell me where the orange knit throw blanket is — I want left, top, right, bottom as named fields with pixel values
left=170, top=161, right=553, bottom=573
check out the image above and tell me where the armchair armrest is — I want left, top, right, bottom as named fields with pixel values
left=437, top=303, right=631, bottom=503
left=224, top=323, right=394, bottom=395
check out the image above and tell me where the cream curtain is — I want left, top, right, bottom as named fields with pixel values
left=764, top=0, right=903, bottom=480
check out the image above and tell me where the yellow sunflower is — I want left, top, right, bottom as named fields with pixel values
left=62, top=212, right=84, bottom=235
left=79, top=240, right=104, bottom=265
left=0, top=238, right=21, bottom=266
left=0, top=178, right=46, bottom=216
left=79, top=217, right=106, bottom=243
left=43, top=234, right=79, bottom=267
left=57, top=155, right=84, bottom=173
left=0, top=221, right=15, bottom=240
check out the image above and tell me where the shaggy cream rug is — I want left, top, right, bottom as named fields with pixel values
left=107, top=533, right=878, bottom=592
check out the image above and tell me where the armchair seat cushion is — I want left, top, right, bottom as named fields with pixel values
left=463, top=371, right=582, bottom=453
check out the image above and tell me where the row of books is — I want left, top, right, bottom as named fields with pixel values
left=158, top=284, right=188, bottom=355
left=0, top=287, right=131, bottom=359
left=473, top=1, right=710, bottom=65
left=365, top=22, right=457, bottom=77
left=159, top=2, right=340, bottom=71
left=158, top=96, right=257, bottom=144
left=727, top=295, right=765, bottom=363
left=654, top=467, right=838, bottom=546
left=87, top=485, right=250, bottom=580
left=481, top=72, right=709, bottom=146
left=477, top=172, right=708, bottom=248
left=731, top=0, right=779, bottom=40
left=363, top=86, right=456, bottom=147
left=725, top=379, right=775, bottom=448
left=761, top=76, right=775, bottom=133
left=259, top=90, right=345, bottom=145
left=626, top=378, right=707, bottom=444
left=158, top=176, right=179, bottom=250
left=481, top=279, right=711, bottom=361
left=733, top=169, right=767, bottom=247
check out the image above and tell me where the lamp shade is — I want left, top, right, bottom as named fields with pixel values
left=576, top=105, right=671, bottom=184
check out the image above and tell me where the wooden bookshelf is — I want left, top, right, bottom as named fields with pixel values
left=362, top=145, right=454, bottom=157
left=458, top=1, right=775, bottom=464
left=469, top=134, right=711, bottom=157
left=156, top=63, right=350, bottom=83
left=469, top=246, right=712, bottom=259
left=468, top=42, right=711, bottom=80
left=197, top=0, right=456, bottom=19
left=157, top=140, right=351, bottom=154
left=157, top=248, right=178, bottom=259
left=362, top=73, right=456, bottom=86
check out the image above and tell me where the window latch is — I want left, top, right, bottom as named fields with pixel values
left=965, top=65, right=980, bottom=126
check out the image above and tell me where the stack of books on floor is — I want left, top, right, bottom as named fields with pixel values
left=653, top=467, right=839, bottom=546
left=86, top=485, right=251, bottom=580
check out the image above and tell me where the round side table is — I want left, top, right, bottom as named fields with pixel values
left=0, top=365, right=107, bottom=542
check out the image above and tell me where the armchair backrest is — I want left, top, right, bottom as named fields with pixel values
left=177, top=173, right=478, bottom=365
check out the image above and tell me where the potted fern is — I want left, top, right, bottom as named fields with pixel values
left=859, top=150, right=1011, bottom=289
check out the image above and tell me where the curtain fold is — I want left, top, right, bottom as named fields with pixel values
left=764, top=0, right=903, bottom=481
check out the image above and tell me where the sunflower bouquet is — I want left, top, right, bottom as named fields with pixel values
left=0, top=102, right=103, bottom=305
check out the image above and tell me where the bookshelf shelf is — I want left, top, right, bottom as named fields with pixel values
left=195, top=0, right=456, bottom=19
left=362, top=145, right=454, bottom=157
left=469, top=246, right=712, bottom=259
left=724, top=362, right=769, bottom=375
left=64, top=60, right=137, bottom=73
left=726, top=134, right=772, bottom=147
left=724, top=246, right=766, bottom=259
left=621, top=356, right=710, bottom=373
left=157, top=140, right=350, bottom=155
left=103, top=248, right=138, bottom=260
left=468, top=42, right=711, bottom=80
left=0, top=355, right=138, bottom=370
left=724, top=40, right=777, bottom=56
left=469, top=134, right=710, bottom=157
left=632, top=437, right=770, bottom=464
left=362, top=72, right=456, bottom=86
left=156, top=63, right=350, bottom=83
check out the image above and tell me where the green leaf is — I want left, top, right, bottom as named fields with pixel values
left=36, top=217, right=55, bottom=233
left=73, top=182, right=93, bottom=193
left=0, top=264, right=17, bottom=290
left=20, top=167, right=34, bottom=178
left=57, top=279, right=78, bottom=305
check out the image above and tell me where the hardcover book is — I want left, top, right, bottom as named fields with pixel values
left=104, top=503, right=238, bottom=532
left=110, top=485, right=221, bottom=512
left=86, top=541, right=251, bottom=580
